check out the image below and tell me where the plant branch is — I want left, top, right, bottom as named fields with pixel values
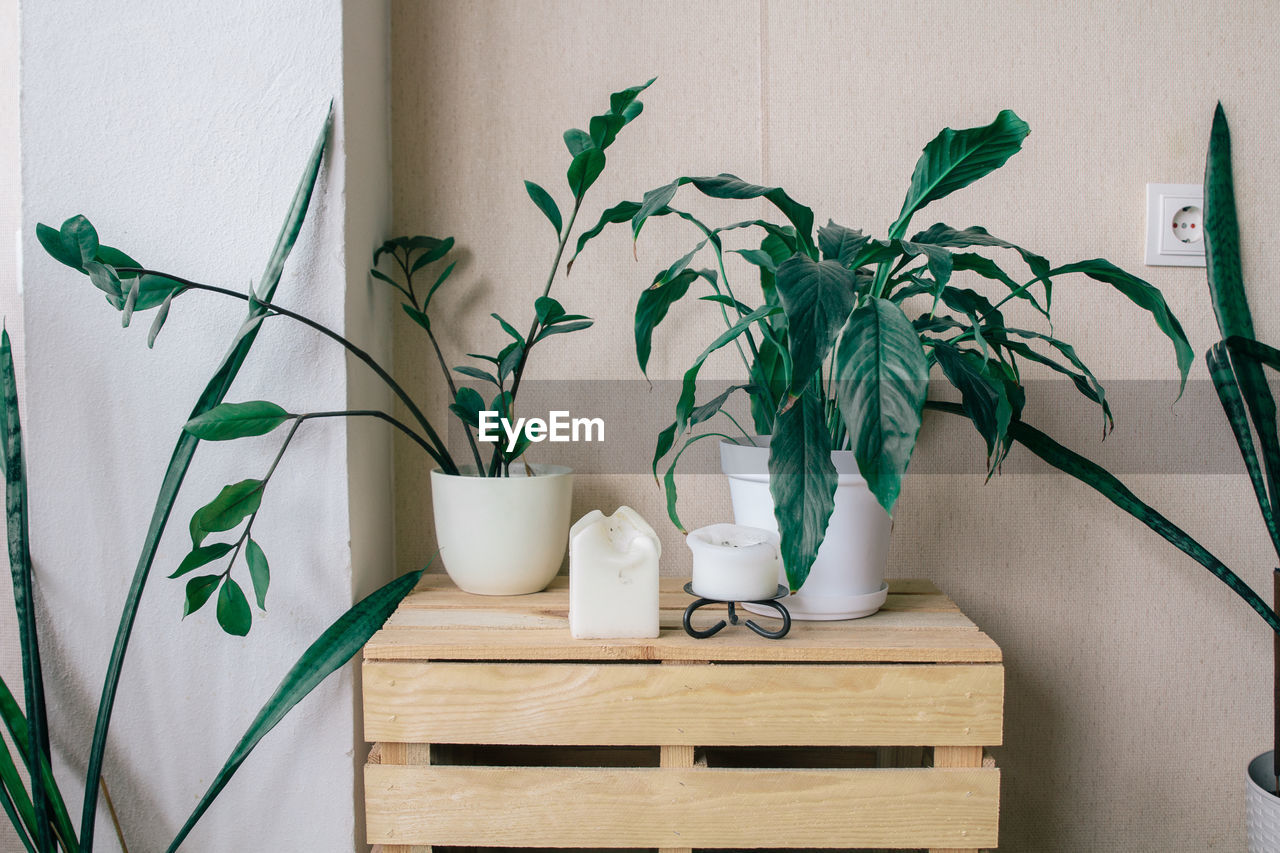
left=115, top=269, right=459, bottom=475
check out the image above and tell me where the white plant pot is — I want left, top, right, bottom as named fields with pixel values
left=722, top=437, right=890, bottom=620
left=430, top=464, right=574, bottom=596
left=1247, top=750, right=1280, bottom=851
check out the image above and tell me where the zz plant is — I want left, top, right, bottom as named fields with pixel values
left=4, top=112, right=423, bottom=853
left=576, top=109, right=1193, bottom=591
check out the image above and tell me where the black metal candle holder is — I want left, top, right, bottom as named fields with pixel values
left=681, top=582, right=791, bottom=639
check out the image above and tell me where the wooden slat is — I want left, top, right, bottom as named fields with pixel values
left=934, top=745, right=984, bottom=767
left=363, top=624, right=1001, bottom=663
left=363, top=661, right=1004, bottom=746
left=365, top=764, right=999, bottom=849
left=395, top=574, right=942, bottom=611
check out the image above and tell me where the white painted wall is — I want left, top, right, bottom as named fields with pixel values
left=19, top=2, right=390, bottom=851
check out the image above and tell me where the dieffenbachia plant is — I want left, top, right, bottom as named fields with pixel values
left=5, top=111, right=425, bottom=853
left=36, top=78, right=653, bottom=644
left=575, top=109, right=1195, bottom=592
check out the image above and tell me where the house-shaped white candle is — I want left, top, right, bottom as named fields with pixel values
left=568, top=506, right=661, bottom=639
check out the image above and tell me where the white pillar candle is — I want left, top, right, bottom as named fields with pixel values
left=569, top=506, right=662, bottom=639
left=687, top=523, right=781, bottom=602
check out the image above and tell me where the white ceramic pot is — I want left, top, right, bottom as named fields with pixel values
left=722, top=437, right=890, bottom=620
left=430, top=464, right=574, bottom=596
left=1247, top=750, right=1280, bottom=851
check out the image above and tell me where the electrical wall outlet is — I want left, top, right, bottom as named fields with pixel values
left=1145, top=183, right=1205, bottom=267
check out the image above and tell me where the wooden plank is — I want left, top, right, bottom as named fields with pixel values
left=363, top=624, right=1002, bottom=663
left=376, top=743, right=431, bottom=853
left=381, top=604, right=976, bottom=631
left=395, top=574, right=942, bottom=609
left=363, top=662, right=1004, bottom=746
left=935, top=745, right=984, bottom=767
left=364, top=764, right=999, bottom=849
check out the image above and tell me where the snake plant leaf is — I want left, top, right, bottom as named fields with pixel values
left=216, top=578, right=252, bottom=636
left=522, top=176, right=563, bottom=235
left=0, top=736, right=36, bottom=853
left=933, top=399, right=1280, bottom=636
left=245, top=538, right=270, bottom=610
left=165, top=568, right=425, bottom=852
left=768, top=388, right=838, bottom=591
left=775, top=255, right=858, bottom=393
left=661, top=431, right=738, bottom=532
left=184, top=401, right=292, bottom=441
left=934, top=342, right=1012, bottom=471
left=1207, top=342, right=1280, bottom=557
left=567, top=148, right=607, bottom=201
left=0, top=330, right=54, bottom=853
left=1049, top=259, right=1193, bottom=393
left=1204, top=103, right=1252, bottom=340
left=169, top=542, right=235, bottom=579
left=0, top=677, right=78, bottom=852
left=831, top=298, right=929, bottom=513
left=816, top=221, right=870, bottom=268
left=1203, top=107, right=1280, bottom=545
left=563, top=128, right=593, bottom=157
left=675, top=305, right=782, bottom=432
left=80, top=105, right=335, bottom=850
left=183, top=575, right=221, bottom=618
left=632, top=174, right=816, bottom=255
left=189, top=480, right=265, bottom=547
left=889, top=110, right=1030, bottom=239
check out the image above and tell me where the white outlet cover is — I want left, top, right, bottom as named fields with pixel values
left=1146, top=183, right=1205, bottom=267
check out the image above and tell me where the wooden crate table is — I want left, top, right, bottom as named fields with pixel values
left=363, top=575, right=1003, bottom=853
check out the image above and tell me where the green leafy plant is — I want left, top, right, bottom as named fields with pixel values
left=5, top=111, right=426, bottom=853
left=367, top=78, right=655, bottom=477
left=577, top=109, right=1193, bottom=590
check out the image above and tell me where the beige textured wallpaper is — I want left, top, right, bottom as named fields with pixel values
left=390, top=1, right=1280, bottom=849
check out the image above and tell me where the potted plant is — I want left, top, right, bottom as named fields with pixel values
left=42, top=79, right=656, bottom=599
left=2, top=111, right=427, bottom=853
left=574, top=109, right=1193, bottom=618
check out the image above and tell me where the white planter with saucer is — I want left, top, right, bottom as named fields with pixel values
left=721, top=437, right=890, bottom=620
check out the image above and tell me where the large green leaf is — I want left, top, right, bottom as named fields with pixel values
left=774, top=255, right=858, bottom=392
left=634, top=272, right=694, bottom=375
left=674, top=305, right=781, bottom=432
left=831, top=298, right=929, bottom=513
left=1050, top=259, right=1194, bottom=393
left=1204, top=103, right=1251, bottom=341
left=631, top=174, right=816, bottom=255
left=932, top=400, right=1280, bottom=636
left=184, top=401, right=292, bottom=441
left=165, top=569, right=426, bottom=852
left=0, top=678, right=78, bottom=852
left=216, top=578, right=252, bottom=636
left=986, top=327, right=1112, bottom=433
left=911, top=222, right=1051, bottom=282
left=933, top=342, right=1012, bottom=470
left=889, top=110, right=1030, bottom=239
left=768, top=388, right=837, bottom=591
left=816, top=221, right=869, bottom=267
left=1202, top=106, right=1280, bottom=547
left=0, top=330, right=53, bottom=853
left=567, top=148, right=606, bottom=201
left=79, top=107, right=334, bottom=848
left=1207, top=342, right=1279, bottom=558
left=189, top=480, right=265, bottom=547
left=524, top=180, right=562, bottom=236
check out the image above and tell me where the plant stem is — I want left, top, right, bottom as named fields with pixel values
left=493, top=197, right=583, bottom=476
left=99, top=777, right=129, bottom=853
left=116, top=269, right=460, bottom=475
